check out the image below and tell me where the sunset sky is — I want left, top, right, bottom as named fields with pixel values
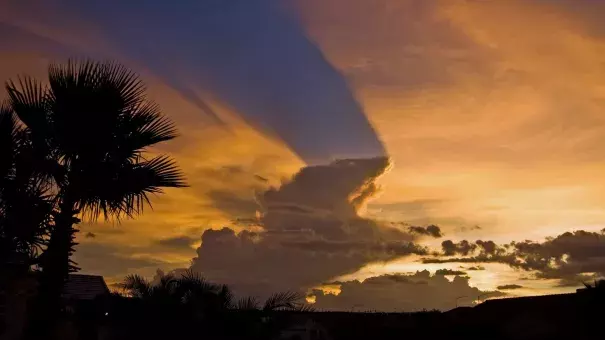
left=2, top=0, right=605, bottom=311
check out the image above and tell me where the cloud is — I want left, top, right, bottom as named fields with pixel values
left=408, top=225, right=443, bottom=238
left=441, top=240, right=477, bottom=256
left=205, top=191, right=260, bottom=220
left=465, top=266, right=486, bottom=271
left=311, top=271, right=505, bottom=312
left=73, top=242, right=169, bottom=281
left=184, top=158, right=430, bottom=298
left=155, top=236, right=198, bottom=250
left=435, top=269, right=467, bottom=276
left=476, top=240, right=498, bottom=254
left=424, top=230, right=605, bottom=286
left=497, top=284, right=523, bottom=290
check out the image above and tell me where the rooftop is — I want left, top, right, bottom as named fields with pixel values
left=62, top=274, right=110, bottom=301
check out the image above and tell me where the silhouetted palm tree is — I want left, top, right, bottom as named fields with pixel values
left=5, top=60, right=186, bottom=338
left=120, top=271, right=311, bottom=313
left=0, top=105, right=53, bottom=273
left=121, top=271, right=230, bottom=311
left=115, top=271, right=315, bottom=339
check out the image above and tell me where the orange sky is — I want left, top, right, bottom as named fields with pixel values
left=2, top=0, right=605, bottom=307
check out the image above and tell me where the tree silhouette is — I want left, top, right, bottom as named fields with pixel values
left=5, top=60, right=186, bottom=338
left=115, top=271, right=313, bottom=339
left=120, top=270, right=312, bottom=315
left=120, top=271, right=230, bottom=311
left=0, top=104, right=53, bottom=276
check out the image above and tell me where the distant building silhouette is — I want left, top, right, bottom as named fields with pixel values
left=62, top=274, right=110, bottom=302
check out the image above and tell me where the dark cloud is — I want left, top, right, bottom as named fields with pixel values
left=476, top=240, right=498, bottom=254
left=84, top=232, right=96, bottom=239
left=190, top=227, right=426, bottom=298
left=434, top=269, right=467, bottom=276
left=465, top=266, right=486, bottom=271
left=312, top=271, right=505, bottom=312
left=424, top=230, right=605, bottom=287
left=497, top=284, right=523, bottom=290
left=181, top=158, right=428, bottom=298
left=408, top=225, right=443, bottom=238
left=156, top=236, right=198, bottom=249
left=441, top=240, right=477, bottom=256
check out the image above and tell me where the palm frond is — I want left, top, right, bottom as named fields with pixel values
left=0, top=104, right=19, bottom=177
left=296, top=303, right=317, bottom=312
left=113, top=155, right=186, bottom=217
left=118, top=101, right=178, bottom=156
left=158, top=273, right=177, bottom=289
left=120, top=274, right=152, bottom=298
left=98, top=61, right=146, bottom=109
left=218, top=284, right=234, bottom=309
left=5, top=77, right=49, bottom=133
left=263, top=291, right=304, bottom=311
left=177, top=270, right=219, bottom=294
left=237, top=296, right=260, bottom=311
left=76, top=155, right=186, bottom=220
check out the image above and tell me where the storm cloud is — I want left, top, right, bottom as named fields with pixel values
left=185, top=158, right=431, bottom=298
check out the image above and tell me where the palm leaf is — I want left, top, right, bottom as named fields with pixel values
left=120, top=274, right=152, bottom=298
left=74, top=154, right=186, bottom=220
left=113, top=155, right=186, bottom=217
left=296, top=303, right=317, bottom=312
left=178, top=270, right=218, bottom=291
left=237, top=296, right=260, bottom=311
left=263, top=291, right=304, bottom=311
left=5, top=77, right=50, bottom=133
left=118, top=101, right=178, bottom=155
left=0, top=104, right=19, bottom=177
left=218, top=284, right=234, bottom=309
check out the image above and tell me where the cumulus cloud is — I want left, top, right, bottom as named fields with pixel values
left=424, top=230, right=605, bottom=286
left=476, top=240, right=498, bottom=254
left=441, top=240, right=477, bottom=256
left=184, top=158, right=432, bottom=298
left=311, top=271, right=504, bottom=312
left=408, top=225, right=443, bottom=238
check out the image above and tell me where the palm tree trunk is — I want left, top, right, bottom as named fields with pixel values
left=23, top=195, right=78, bottom=340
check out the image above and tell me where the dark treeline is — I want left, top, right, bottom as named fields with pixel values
left=99, top=270, right=313, bottom=340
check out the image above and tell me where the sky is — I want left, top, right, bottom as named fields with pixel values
left=2, top=0, right=605, bottom=311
